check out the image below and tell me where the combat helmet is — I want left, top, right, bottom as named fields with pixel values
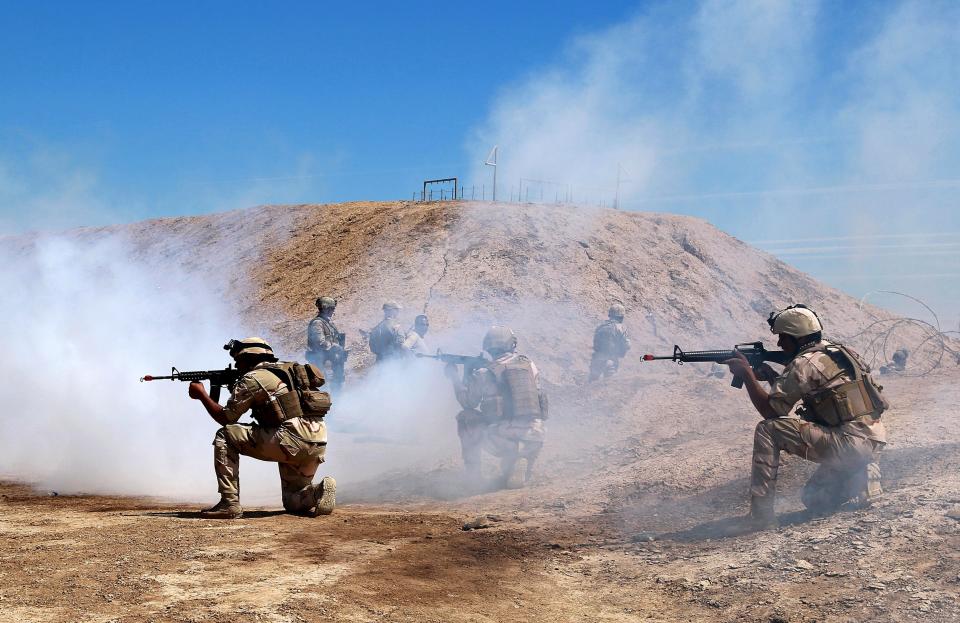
left=483, top=326, right=518, bottom=356
left=608, top=303, right=626, bottom=322
left=224, top=337, right=277, bottom=360
left=768, top=305, right=822, bottom=338
left=316, top=296, right=337, bottom=310
left=383, top=300, right=402, bottom=311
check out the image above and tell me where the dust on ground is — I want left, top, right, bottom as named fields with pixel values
left=3, top=368, right=958, bottom=623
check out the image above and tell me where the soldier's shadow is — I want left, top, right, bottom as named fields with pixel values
left=652, top=442, right=960, bottom=542
left=655, top=509, right=819, bottom=542
left=144, top=510, right=288, bottom=520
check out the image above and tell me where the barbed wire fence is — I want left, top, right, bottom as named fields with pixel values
left=835, top=290, right=960, bottom=378
left=411, top=177, right=619, bottom=208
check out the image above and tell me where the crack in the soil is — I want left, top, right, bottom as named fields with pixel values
left=424, top=237, right=453, bottom=315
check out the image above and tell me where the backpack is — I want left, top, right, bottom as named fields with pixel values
left=264, top=362, right=332, bottom=421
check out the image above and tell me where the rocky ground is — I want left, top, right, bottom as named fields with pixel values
left=1, top=201, right=957, bottom=621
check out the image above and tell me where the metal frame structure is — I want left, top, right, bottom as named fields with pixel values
left=422, top=177, right=458, bottom=201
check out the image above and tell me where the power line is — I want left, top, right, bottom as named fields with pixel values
left=631, top=178, right=960, bottom=204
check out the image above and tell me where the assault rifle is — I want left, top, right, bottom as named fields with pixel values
left=642, top=341, right=790, bottom=388
left=416, top=350, right=488, bottom=376
left=139, top=366, right=240, bottom=402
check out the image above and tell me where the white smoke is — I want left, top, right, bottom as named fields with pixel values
left=0, top=234, right=289, bottom=502
left=467, top=0, right=960, bottom=319
left=0, top=234, right=473, bottom=503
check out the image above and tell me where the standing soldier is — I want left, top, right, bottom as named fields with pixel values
left=188, top=337, right=336, bottom=519
left=403, top=314, right=431, bottom=355
left=589, top=303, right=631, bottom=381
left=369, top=301, right=406, bottom=363
left=724, top=305, right=888, bottom=528
left=445, top=326, right=548, bottom=489
left=306, top=297, right=347, bottom=394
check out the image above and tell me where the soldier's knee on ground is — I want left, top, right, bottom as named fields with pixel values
left=801, top=465, right=860, bottom=512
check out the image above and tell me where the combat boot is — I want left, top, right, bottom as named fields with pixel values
left=310, top=476, right=337, bottom=517
left=748, top=495, right=778, bottom=530
left=200, top=498, right=243, bottom=519
left=504, top=458, right=527, bottom=490
left=844, top=463, right=884, bottom=510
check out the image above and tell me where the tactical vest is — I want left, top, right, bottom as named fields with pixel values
left=369, top=320, right=401, bottom=358
left=486, top=355, right=544, bottom=420
left=800, top=343, right=889, bottom=427
left=593, top=321, right=623, bottom=354
left=252, top=362, right=332, bottom=428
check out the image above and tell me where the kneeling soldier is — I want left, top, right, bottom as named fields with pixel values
left=446, top=326, right=548, bottom=489
left=725, top=306, right=887, bottom=528
left=188, top=337, right=336, bottom=519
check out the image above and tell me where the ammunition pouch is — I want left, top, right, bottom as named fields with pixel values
left=263, top=362, right=331, bottom=422
left=801, top=343, right=889, bottom=427
left=802, top=379, right=874, bottom=427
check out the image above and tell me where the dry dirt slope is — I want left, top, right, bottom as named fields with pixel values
left=53, top=200, right=885, bottom=380
left=15, top=200, right=884, bottom=377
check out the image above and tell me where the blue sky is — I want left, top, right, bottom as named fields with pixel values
left=2, top=1, right=958, bottom=322
left=0, top=1, right=638, bottom=224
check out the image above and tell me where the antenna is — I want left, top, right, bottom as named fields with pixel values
left=614, top=163, right=631, bottom=210
left=484, top=145, right=498, bottom=202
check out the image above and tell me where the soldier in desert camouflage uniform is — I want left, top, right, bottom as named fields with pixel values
left=589, top=304, right=631, bottom=381
left=306, top=296, right=347, bottom=394
left=188, top=337, right=336, bottom=519
left=724, top=305, right=888, bottom=528
left=368, top=301, right=407, bottom=363
left=445, top=326, right=548, bottom=489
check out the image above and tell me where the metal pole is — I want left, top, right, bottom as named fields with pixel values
left=492, top=148, right=497, bottom=202
left=616, top=165, right=622, bottom=209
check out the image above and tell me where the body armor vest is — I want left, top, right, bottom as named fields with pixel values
left=251, top=362, right=331, bottom=427
left=800, top=343, right=889, bottom=427
left=487, top=355, right=543, bottom=420
left=593, top=321, right=623, bottom=354
left=369, top=320, right=402, bottom=358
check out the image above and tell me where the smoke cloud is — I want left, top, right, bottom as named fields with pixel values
left=467, top=0, right=960, bottom=319
left=0, top=233, right=471, bottom=503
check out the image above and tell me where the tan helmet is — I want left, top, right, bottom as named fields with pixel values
left=608, top=303, right=626, bottom=321
left=316, top=296, right=336, bottom=310
left=483, top=325, right=517, bottom=356
left=224, top=337, right=276, bottom=359
left=768, top=305, right=823, bottom=338
left=383, top=300, right=402, bottom=312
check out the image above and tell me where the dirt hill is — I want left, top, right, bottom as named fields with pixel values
left=67, top=200, right=889, bottom=379
left=2, top=201, right=958, bottom=623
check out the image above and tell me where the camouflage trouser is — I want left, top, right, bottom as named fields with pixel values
left=214, top=424, right=327, bottom=512
left=588, top=352, right=620, bottom=381
left=456, top=409, right=489, bottom=477
left=456, top=411, right=545, bottom=481
left=306, top=349, right=345, bottom=394
left=486, top=417, right=545, bottom=484
left=751, top=417, right=883, bottom=510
